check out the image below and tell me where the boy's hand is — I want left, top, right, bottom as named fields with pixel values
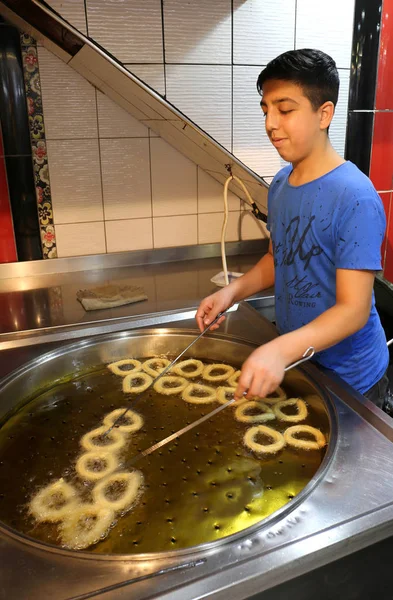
left=235, top=340, right=286, bottom=399
left=195, top=287, right=236, bottom=332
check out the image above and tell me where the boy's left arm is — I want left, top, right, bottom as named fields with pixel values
left=236, top=268, right=375, bottom=399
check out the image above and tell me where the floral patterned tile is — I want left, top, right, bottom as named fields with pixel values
left=20, top=33, right=57, bottom=259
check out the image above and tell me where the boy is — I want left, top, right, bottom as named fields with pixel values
left=196, top=49, right=391, bottom=412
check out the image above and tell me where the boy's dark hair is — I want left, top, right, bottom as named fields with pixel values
left=256, top=49, right=339, bottom=111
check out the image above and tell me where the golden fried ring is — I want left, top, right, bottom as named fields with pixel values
left=60, top=503, right=115, bottom=550
left=122, top=371, right=152, bottom=394
left=103, top=408, right=144, bottom=434
left=80, top=426, right=126, bottom=453
left=235, top=400, right=276, bottom=423
left=216, top=386, right=236, bottom=404
left=182, top=383, right=217, bottom=404
left=261, top=386, right=287, bottom=404
left=142, top=357, right=171, bottom=378
left=29, top=478, right=78, bottom=523
left=203, top=363, right=235, bottom=382
left=93, top=471, right=144, bottom=513
left=284, top=425, right=326, bottom=450
left=273, top=398, right=308, bottom=423
left=153, top=375, right=188, bottom=395
left=172, top=358, right=204, bottom=379
left=75, top=450, right=118, bottom=482
left=244, top=425, right=285, bottom=454
left=107, top=359, right=142, bottom=377
left=228, top=370, right=241, bottom=387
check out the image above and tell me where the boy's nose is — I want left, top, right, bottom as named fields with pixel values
left=265, top=112, right=279, bottom=133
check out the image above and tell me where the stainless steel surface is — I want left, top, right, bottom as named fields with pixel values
left=0, top=240, right=267, bottom=279
left=1, top=303, right=393, bottom=599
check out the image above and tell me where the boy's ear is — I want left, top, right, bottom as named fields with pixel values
left=319, top=101, right=335, bottom=131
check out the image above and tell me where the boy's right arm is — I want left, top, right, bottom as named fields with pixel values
left=196, top=240, right=275, bottom=332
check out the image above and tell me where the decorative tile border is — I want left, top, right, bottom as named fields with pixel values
left=20, top=33, right=57, bottom=259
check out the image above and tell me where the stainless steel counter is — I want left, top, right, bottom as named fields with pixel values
left=1, top=303, right=393, bottom=600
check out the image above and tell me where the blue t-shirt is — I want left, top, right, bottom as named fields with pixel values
left=267, top=161, right=388, bottom=394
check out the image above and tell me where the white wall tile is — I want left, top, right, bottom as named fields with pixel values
left=166, top=65, right=231, bottom=150
left=164, top=0, right=231, bottom=64
left=125, top=64, right=165, bottom=96
left=198, top=168, right=240, bottom=213
left=38, top=47, right=97, bottom=139
left=45, top=0, right=87, bottom=35
left=100, top=138, right=152, bottom=220
left=198, top=211, right=241, bottom=244
left=97, top=90, right=149, bottom=138
left=105, top=218, right=153, bottom=252
left=153, top=215, right=197, bottom=247
left=296, top=0, right=355, bottom=69
left=233, top=66, right=287, bottom=178
left=55, top=222, right=106, bottom=257
left=150, top=138, right=197, bottom=216
left=233, top=0, right=295, bottom=65
left=240, top=210, right=269, bottom=240
left=86, top=0, right=163, bottom=63
left=47, top=139, right=103, bottom=223
left=329, top=69, right=350, bottom=158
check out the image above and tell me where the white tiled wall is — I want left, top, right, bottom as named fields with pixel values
left=46, top=0, right=354, bottom=181
left=40, top=0, right=355, bottom=257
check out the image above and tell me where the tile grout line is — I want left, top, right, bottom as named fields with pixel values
left=148, top=134, right=155, bottom=249
left=94, top=88, right=108, bottom=253
left=196, top=166, right=199, bottom=244
left=294, top=0, right=298, bottom=49
left=231, top=0, right=234, bottom=155
left=160, top=0, right=167, bottom=99
left=83, top=0, right=89, bottom=37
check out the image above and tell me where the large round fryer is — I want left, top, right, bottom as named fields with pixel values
left=0, top=328, right=336, bottom=559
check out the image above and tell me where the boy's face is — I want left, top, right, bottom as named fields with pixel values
left=260, top=79, right=332, bottom=164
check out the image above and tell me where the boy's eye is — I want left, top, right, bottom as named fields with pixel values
left=280, top=109, right=293, bottom=115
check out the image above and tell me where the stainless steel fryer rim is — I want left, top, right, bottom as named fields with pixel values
left=0, top=327, right=338, bottom=562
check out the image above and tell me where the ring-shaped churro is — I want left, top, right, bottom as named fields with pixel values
left=75, top=450, right=118, bottom=482
left=261, top=386, right=287, bottom=404
left=172, top=358, right=204, bottom=379
left=216, top=386, right=236, bottom=404
left=235, top=400, right=276, bottom=423
left=244, top=425, right=285, bottom=454
left=203, top=363, right=235, bottom=382
left=153, top=375, right=188, bottom=395
left=107, top=359, right=142, bottom=377
left=182, top=383, right=217, bottom=404
left=228, top=370, right=241, bottom=387
left=60, top=503, right=115, bottom=550
left=29, top=478, right=78, bottom=522
left=142, top=357, right=171, bottom=378
left=122, top=371, right=152, bottom=394
left=273, top=398, right=308, bottom=423
left=284, top=425, right=326, bottom=450
left=80, top=426, right=126, bottom=453
left=93, top=471, right=143, bottom=513
left=103, top=408, right=144, bottom=434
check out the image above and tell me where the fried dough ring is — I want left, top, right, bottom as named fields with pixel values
left=29, top=478, right=78, bottom=522
left=153, top=375, right=188, bottom=395
left=75, top=450, right=118, bottom=482
left=182, top=383, right=217, bottom=404
left=235, top=400, right=276, bottom=423
left=142, top=357, right=171, bottom=378
left=107, top=359, right=142, bottom=377
left=273, top=398, right=308, bottom=423
left=93, top=471, right=143, bottom=513
left=203, top=363, right=235, bottom=382
left=261, top=386, right=287, bottom=404
left=216, top=386, right=236, bottom=404
left=60, top=503, right=115, bottom=550
left=172, top=358, right=204, bottom=379
left=244, top=425, right=285, bottom=454
left=228, top=370, right=241, bottom=387
left=122, top=371, right=152, bottom=394
left=284, top=425, right=326, bottom=450
left=103, top=408, right=144, bottom=434
left=80, top=426, right=126, bottom=453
